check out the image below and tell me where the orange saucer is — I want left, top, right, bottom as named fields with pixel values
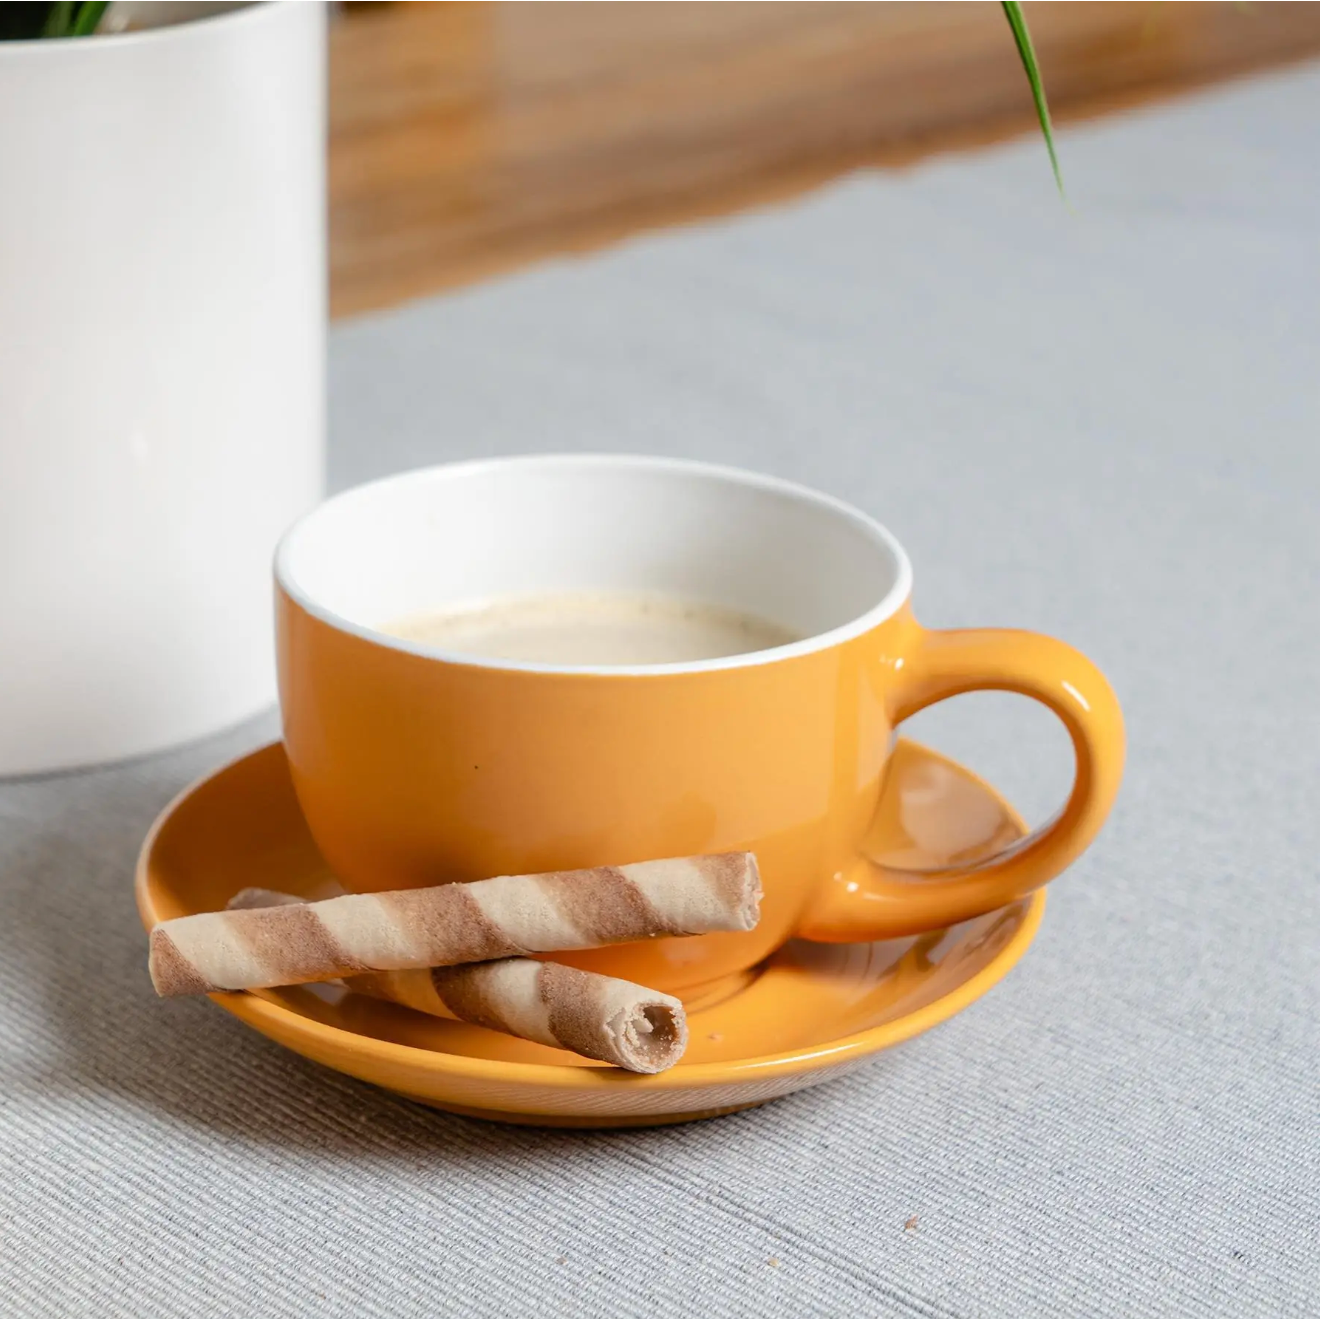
left=136, top=739, right=1044, bottom=1127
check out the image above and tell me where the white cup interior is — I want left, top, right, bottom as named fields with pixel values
left=275, top=455, right=912, bottom=673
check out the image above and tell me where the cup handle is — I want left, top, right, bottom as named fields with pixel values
left=798, top=625, right=1125, bottom=940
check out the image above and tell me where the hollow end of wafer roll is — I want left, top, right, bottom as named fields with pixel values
left=597, top=995, right=688, bottom=1074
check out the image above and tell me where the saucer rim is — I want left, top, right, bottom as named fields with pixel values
left=136, top=738, right=1044, bottom=1095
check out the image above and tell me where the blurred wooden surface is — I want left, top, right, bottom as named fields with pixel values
left=329, top=1, right=1320, bottom=317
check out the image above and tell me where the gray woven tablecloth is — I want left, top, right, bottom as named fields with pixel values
left=4, top=64, right=1320, bottom=1319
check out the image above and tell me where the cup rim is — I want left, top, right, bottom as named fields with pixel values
left=274, top=453, right=914, bottom=677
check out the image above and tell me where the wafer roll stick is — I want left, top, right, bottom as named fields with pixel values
left=228, top=888, right=688, bottom=1073
left=149, top=853, right=761, bottom=997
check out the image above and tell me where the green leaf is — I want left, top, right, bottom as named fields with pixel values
left=0, top=0, right=107, bottom=39
left=1001, top=1, right=1064, bottom=195
left=70, top=0, right=108, bottom=36
left=41, top=1, right=74, bottom=37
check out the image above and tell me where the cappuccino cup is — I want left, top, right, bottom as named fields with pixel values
left=274, top=455, right=1123, bottom=996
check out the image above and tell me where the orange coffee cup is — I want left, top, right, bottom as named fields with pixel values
left=275, top=455, right=1123, bottom=996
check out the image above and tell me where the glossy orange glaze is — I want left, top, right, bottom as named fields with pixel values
left=136, top=739, right=1046, bottom=1126
left=278, top=591, right=1122, bottom=995
left=800, top=620, right=1126, bottom=939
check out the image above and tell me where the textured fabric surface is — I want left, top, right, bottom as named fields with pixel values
left=4, top=65, right=1320, bottom=1319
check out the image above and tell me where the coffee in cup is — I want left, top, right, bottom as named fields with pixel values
left=383, top=592, right=801, bottom=666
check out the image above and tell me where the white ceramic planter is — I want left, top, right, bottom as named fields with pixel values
left=0, top=2, right=326, bottom=775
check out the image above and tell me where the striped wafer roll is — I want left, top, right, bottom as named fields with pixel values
left=148, top=853, right=761, bottom=997
left=228, top=888, right=688, bottom=1073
